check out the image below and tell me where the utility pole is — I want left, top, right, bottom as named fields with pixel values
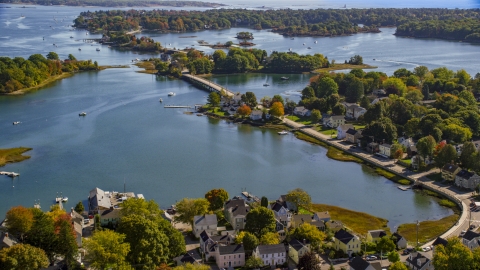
left=416, top=220, right=419, bottom=247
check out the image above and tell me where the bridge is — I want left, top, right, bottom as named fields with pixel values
left=182, top=74, right=234, bottom=97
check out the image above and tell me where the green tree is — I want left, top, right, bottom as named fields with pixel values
left=54, top=214, right=79, bottom=268
left=207, top=92, right=220, bottom=108
left=120, top=198, right=163, bottom=221
left=360, top=95, right=371, bottom=109
left=405, top=89, right=424, bottom=103
left=362, top=117, right=397, bottom=144
left=434, top=144, right=457, bottom=169
left=46, top=52, right=59, bottom=60
left=389, top=261, right=408, bottom=270
left=376, top=236, right=396, bottom=253
left=345, top=77, right=364, bottom=103
left=433, top=237, right=474, bottom=270
left=388, top=251, right=401, bottom=263
left=245, top=256, right=263, bottom=269
left=158, top=219, right=186, bottom=259
left=460, top=141, right=477, bottom=170
left=310, top=109, right=322, bottom=123
left=332, top=103, right=346, bottom=115
left=74, top=201, right=84, bottom=213
left=458, top=90, right=476, bottom=106
left=414, top=66, right=429, bottom=81
left=241, top=92, right=258, bottom=108
left=242, top=232, right=259, bottom=253
left=173, top=263, right=210, bottom=270
left=204, top=188, right=229, bottom=211
left=302, top=86, right=316, bottom=99
left=260, top=196, right=269, bottom=208
left=245, top=207, right=276, bottom=238
left=259, top=232, right=280, bottom=245
left=269, top=102, right=284, bottom=117
left=68, top=54, right=77, bottom=61
left=83, top=230, right=132, bottom=270
left=286, top=188, right=311, bottom=212
left=292, top=223, right=326, bottom=248
left=272, top=94, right=285, bottom=106
left=416, top=135, right=437, bottom=161
left=174, top=198, right=210, bottom=229
left=297, top=251, right=321, bottom=270
left=316, top=77, right=338, bottom=98
left=5, top=206, right=34, bottom=241
left=383, top=77, right=407, bottom=96
left=0, top=244, right=49, bottom=270
left=24, top=209, right=57, bottom=263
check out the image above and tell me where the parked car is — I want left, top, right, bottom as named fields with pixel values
left=471, top=224, right=477, bottom=230
left=422, top=246, right=431, bottom=252
left=83, top=219, right=90, bottom=224
left=460, top=230, right=467, bottom=236
left=366, top=255, right=377, bottom=261
left=402, top=250, right=410, bottom=255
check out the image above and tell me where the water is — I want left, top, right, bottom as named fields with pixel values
left=1, top=3, right=474, bottom=230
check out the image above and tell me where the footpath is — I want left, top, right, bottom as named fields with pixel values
left=282, top=117, right=470, bottom=247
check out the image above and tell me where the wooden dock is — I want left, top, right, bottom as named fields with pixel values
left=164, top=105, right=192, bottom=108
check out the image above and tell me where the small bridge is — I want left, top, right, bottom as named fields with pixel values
left=182, top=74, right=234, bottom=97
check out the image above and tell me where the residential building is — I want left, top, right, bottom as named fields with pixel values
left=174, top=250, right=202, bottom=266
left=462, top=230, right=480, bottom=250
left=0, top=232, right=17, bottom=250
left=343, top=103, right=367, bottom=120
left=293, top=106, right=311, bottom=117
left=252, top=244, right=287, bottom=266
left=392, top=232, right=407, bottom=249
left=199, top=230, right=235, bottom=260
left=337, top=124, right=354, bottom=140
left=366, top=230, right=387, bottom=243
left=88, top=187, right=111, bottom=214
left=232, top=93, right=242, bottom=105
left=193, top=214, right=218, bottom=238
left=250, top=110, right=263, bottom=121
left=455, top=170, right=480, bottom=190
left=224, top=199, right=248, bottom=230
left=348, top=256, right=381, bottom=270
left=334, top=229, right=361, bottom=256
left=325, top=220, right=344, bottom=232
left=367, top=142, right=379, bottom=154
left=288, top=238, right=310, bottom=264
left=406, top=252, right=434, bottom=270
left=70, top=208, right=84, bottom=225
left=346, top=128, right=362, bottom=144
left=100, top=207, right=121, bottom=227
left=441, top=163, right=461, bottom=182
left=214, top=244, right=245, bottom=269
left=398, top=136, right=415, bottom=148
left=275, top=219, right=286, bottom=240
left=313, top=211, right=331, bottom=223
left=269, top=201, right=292, bottom=227
left=432, top=237, right=448, bottom=253
left=73, top=220, right=82, bottom=247
left=278, top=195, right=297, bottom=212
left=407, top=145, right=418, bottom=157
left=323, top=115, right=346, bottom=128
left=291, top=214, right=313, bottom=228
left=379, top=144, right=392, bottom=158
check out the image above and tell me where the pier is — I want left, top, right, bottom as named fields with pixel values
left=182, top=74, right=234, bottom=97
left=164, top=105, right=192, bottom=108
left=0, top=171, right=19, bottom=178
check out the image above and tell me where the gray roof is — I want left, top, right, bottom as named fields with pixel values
left=218, top=244, right=244, bottom=255
left=329, top=115, right=345, bottom=120
left=456, top=170, right=476, bottom=180
left=100, top=208, right=121, bottom=219
left=338, top=124, right=354, bottom=131
left=180, top=249, right=202, bottom=263
left=348, top=256, right=371, bottom=270
left=314, top=211, right=330, bottom=220
left=256, top=244, right=286, bottom=255
left=380, top=143, right=392, bottom=148
left=292, top=214, right=313, bottom=226
left=225, top=199, right=248, bottom=217
left=346, top=128, right=361, bottom=136
left=392, top=232, right=405, bottom=244
left=432, top=237, right=448, bottom=247
left=335, top=229, right=356, bottom=245
left=406, top=252, right=430, bottom=269
left=442, top=163, right=459, bottom=173
left=194, top=214, right=217, bottom=226
left=250, top=110, right=263, bottom=116
left=463, top=230, right=480, bottom=241
left=89, top=187, right=111, bottom=210
left=270, top=202, right=286, bottom=212
left=289, top=238, right=310, bottom=251
left=0, top=232, right=17, bottom=248
left=368, top=230, right=387, bottom=239
left=200, top=230, right=211, bottom=242
left=211, top=234, right=235, bottom=243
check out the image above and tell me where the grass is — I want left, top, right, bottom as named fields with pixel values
left=400, top=158, right=412, bottom=165
left=314, top=63, right=377, bottom=73
left=298, top=207, right=313, bottom=214
left=397, top=214, right=459, bottom=245
left=0, top=147, right=32, bottom=167
left=426, top=172, right=444, bottom=182
left=286, top=115, right=312, bottom=125
left=398, top=179, right=411, bottom=185
left=439, top=199, right=457, bottom=208
left=317, top=124, right=366, bottom=136
left=134, top=61, right=157, bottom=74
left=375, top=168, right=411, bottom=184
left=311, top=204, right=389, bottom=235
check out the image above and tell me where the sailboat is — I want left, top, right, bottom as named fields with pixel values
left=343, top=4, right=346, bottom=8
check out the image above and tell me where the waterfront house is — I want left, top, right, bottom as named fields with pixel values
left=293, top=106, right=311, bottom=117
left=379, top=144, right=392, bottom=158
left=367, top=142, right=379, bottom=154
left=252, top=244, right=287, bottom=267
left=366, top=230, right=387, bottom=243
left=325, top=220, right=344, bottom=232
left=398, top=136, right=415, bottom=148
left=334, top=229, right=361, bottom=257
left=323, top=115, right=346, bottom=128
left=174, top=249, right=202, bottom=266
left=455, top=170, right=480, bottom=190
left=313, top=211, right=331, bottom=223
left=213, top=244, right=245, bottom=269
left=268, top=201, right=292, bottom=227
left=250, top=110, right=263, bottom=121
left=348, top=256, right=380, bottom=270
left=232, top=93, right=242, bottom=105
left=346, top=128, right=363, bottom=144
left=193, top=214, right=218, bottom=238
left=0, top=232, right=17, bottom=250
left=100, top=207, right=121, bottom=227
left=337, top=124, right=354, bottom=140
left=88, top=187, right=111, bottom=214
left=392, top=232, right=407, bottom=249
left=70, top=208, right=84, bottom=225
left=442, top=163, right=461, bottom=182
left=224, top=199, right=248, bottom=230
left=406, top=252, right=433, bottom=270
left=278, top=195, right=297, bottom=212
left=288, top=238, right=311, bottom=264
left=462, top=230, right=480, bottom=250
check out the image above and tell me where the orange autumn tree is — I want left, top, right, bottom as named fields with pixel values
left=237, top=104, right=252, bottom=118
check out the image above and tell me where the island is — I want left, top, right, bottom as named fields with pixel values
left=0, top=147, right=32, bottom=167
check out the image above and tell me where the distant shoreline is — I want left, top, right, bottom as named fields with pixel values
left=0, top=1, right=225, bottom=8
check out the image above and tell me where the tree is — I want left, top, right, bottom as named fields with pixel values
left=272, top=94, right=284, bottom=106
left=434, top=144, right=457, bottom=169
left=259, top=232, right=280, bottom=245
left=348, top=55, right=363, bottom=65
left=286, top=188, right=311, bottom=212
left=237, top=104, right=252, bottom=118
left=316, top=77, right=338, bottom=98
left=54, top=214, right=79, bottom=268
left=158, top=218, right=186, bottom=259
left=118, top=215, right=169, bottom=269
left=388, top=251, right=401, bottom=263
left=311, top=109, right=321, bottom=123
left=175, top=198, right=209, bottom=230
left=83, top=230, right=132, bottom=270
left=376, top=236, right=396, bottom=253
left=173, top=263, right=210, bottom=270
left=204, top=188, right=229, bottom=211
left=297, top=251, right=320, bottom=270
left=345, top=77, right=364, bottom=103
left=393, top=149, right=404, bottom=162
left=302, top=86, right=315, bottom=99
left=24, top=209, right=57, bottom=263
left=5, top=206, right=34, bottom=241
left=332, top=103, right=346, bottom=115
left=74, top=201, right=84, bottom=213
left=433, top=237, right=474, bottom=269
left=245, top=256, right=264, bottom=269
left=416, top=135, right=437, bottom=161
left=68, top=54, right=77, bottom=61
left=383, top=78, right=407, bottom=96
left=360, top=95, right=370, bottom=109
left=207, top=92, right=220, bottom=108
left=242, top=232, right=259, bottom=253
left=460, top=141, right=477, bottom=170
left=269, top=102, right=284, bottom=117
left=292, top=223, right=326, bottom=248
left=0, top=244, right=49, bottom=270
left=405, top=89, right=424, bottom=103
left=389, top=261, right=408, bottom=270
left=120, top=198, right=164, bottom=221
left=241, top=92, right=258, bottom=108
left=245, top=207, right=276, bottom=238
left=260, top=196, right=268, bottom=208
left=414, top=66, right=429, bottom=81
left=46, top=51, right=59, bottom=60
left=361, top=117, right=397, bottom=144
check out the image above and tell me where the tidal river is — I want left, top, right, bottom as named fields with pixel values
left=3, top=4, right=479, bottom=229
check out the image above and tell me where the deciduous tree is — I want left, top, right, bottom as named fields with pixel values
left=260, top=196, right=268, bottom=208
left=297, top=251, right=320, bottom=270
left=259, top=232, right=280, bottom=245
left=389, top=261, right=408, bottom=270
left=174, top=198, right=210, bottom=229
left=460, top=141, right=477, bottom=170
left=83, top=230, right=132, bottom=270
left=376, top=236, right=396, bottom=253
left=173, top=263, right=210, bottom=270
left=416, top=135, right=437, bottom=161
left=0, top=244, right=49, bottom=270
left=245, top=256, right=264, bottom=269
left=433, top=237, right=474, bottom=270
left=242, top=232, right=259, bottom=253
left=241, top=92, right=258, bottom=108
left=291, top=223, right=326, bottom=248
left=205, top=188, right=229, bottom=211
left=237, top=104, right=252, bottom=118
left=311, top=109, right=321, bottom=123
left=120, top=198, right=164, bottom=221
left=269, top=102, right=284, bottom=117
left=207, top=92, right=220, bottom=108
left=5, top=206, right=34, bottom=241
left=245, top=207, right=276, bottom=238
left=435, top=144, right=457, bottom=169
left=388, top=251, right=400, bottom=263
left=286, top=188, right=311, bottom=212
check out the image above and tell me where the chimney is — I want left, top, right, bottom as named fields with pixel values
left=110, top=205, right=114, bottom=210
left=303, top=239, right=306, bottom=244
left=5, top=233, right=8, bottom=238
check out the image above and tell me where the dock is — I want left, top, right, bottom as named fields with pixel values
left=0, top=171, right=20, bottom=178
left=397, top=185, right=411, bottom=191
left=164, top=105, right=192, bottom=108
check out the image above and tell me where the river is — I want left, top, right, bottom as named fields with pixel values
left=2, top=4, right=477, bottom=230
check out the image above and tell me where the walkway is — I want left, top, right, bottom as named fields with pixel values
left=282, top=117, right=469, bottom=246
left=182, top=74, right=234, bottom=97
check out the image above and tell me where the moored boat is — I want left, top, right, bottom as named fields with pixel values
left=79, top=112, right=87, bottom=116
left=168, top=92, right=176, bottom=96
left=278, top=130, right=288, bottom=135
left=280, top=77, right=289, bottom=80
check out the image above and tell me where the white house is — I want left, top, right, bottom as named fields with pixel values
left=337, top=124, right=354, bottom=140
left=406, top=252, right=434, bottom=270
left=293, top=106, right=311, bottom=117
left=252, top=244, right=287, bottom=267
left=342, top=103, right=367, bottom=120
left=288, top=238, right=310, bottom=264
left=462, top=230, right=480, bottom=250
left=392, top=232, right=407, bottom=249
left=250, top=110, right=263, bottom=121
left=398, top=137, right=415, bottom=148
left=323, top=115, right=346, bottom=128
left=212, top=244, right=245, bottom=269
left=455, top=170, right=480, bottom=190
left=193, top=214, right=218, bottom=238
left=223, top=199, right=248, bottom=230
left=379, top=144, right=392, bottom=158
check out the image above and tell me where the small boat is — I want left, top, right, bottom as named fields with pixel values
left=280, top=77, right=289, bottom=80
left=303, top=43, right=305, bottom=45
left=168, top=92, right=176, bottom=96
left=197, top=113, right=203, bottom=116
left=290, top=37, right=294, bottom=40
left=12, top=121, right=21, bottom=125
left=314, top=41, right=318, bottom=44
left=263, top=83, right=270, bottom=86
left=278, top=130, right=288, bottom=135
left=70, top=36, right=73, bottom=38
left=79, top=112, right=87, bottom=116
left=96, top=48, right=100, bottom=51
left=78, top=48, right=81, bottom=51
left=307, top=47, right=312, bottom=49
left=159, top=98, right=163, bottom=103
left=289, top=48, right=292, bottom=51
left=62, top=197, right=68, bottom=202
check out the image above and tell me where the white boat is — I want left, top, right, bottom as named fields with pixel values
left=278, top=130, right=288, bottom=135
left=12, top=121, right=21, bottom=125
left=79, top=112, right=87, bottom=116
left=280, top=77, right=289, bottom=80
left=315, top=41, right=318, bottom=44
left=96, top=48, right=100, bottom=51
left=62, top=197, right=68, bottom=202
left=159, top=98, right=163, bottom=102
left=263, top=83, right=270, bottom=86
left=168, top=92, right=176, bottom=96
left=303, top=43, right=305, bottom=45
left=289, top=48, right=292, bottom=51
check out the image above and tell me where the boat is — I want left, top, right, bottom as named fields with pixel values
left=62, top=197, right=68, bottom=202
left=79, top=112, right=87, bottom=116
left=159, top=98, right=163, bottom=102
left=96, top=48, right=100, bottom=51
left=78, top=48, right=81, bottom=51
left=280, top=77, right=289, bottom=80
left=70, top=36, right=73, bottom=38
left=303, top=43, right=305, bottom=45
left=278, top=130, right=288, bottom=135
left=315, top=41, right=318, bottom=44
left=290, top=37, right=294, bottom=40
left=307, top=47, right=312, bottom=49
left=289, top=48, right=292, bottom=51
left=168, top=92, right=176, bottom=96
left=12, top=121, right=21, bottom=125
left=197, top=113, right=203, bottom=116
left=263, top=83, right=270, bottom=86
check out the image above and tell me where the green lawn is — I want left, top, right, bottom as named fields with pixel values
left=286, top=115, right=312, bottom=125
left=317, top=124, right=366, bottom=137
left=397, top=214, right=459, bottom=245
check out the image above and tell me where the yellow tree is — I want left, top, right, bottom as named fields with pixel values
left=83, top=230, right=132, bottom=270
left=5, top=206, right=34, bottom=241
left=0, top=244, right=49, bottom=270
left=269, top=102, right=284, bottom=117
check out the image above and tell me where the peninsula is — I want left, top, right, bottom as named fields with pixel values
left=0, top=147, right=32, bottom=167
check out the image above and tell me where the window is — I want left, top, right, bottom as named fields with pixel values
left=224, top=256, right=226, bottom=259
left=234, top=255, right=236, bottom=259
left=239, top=255, right=241, bottom=258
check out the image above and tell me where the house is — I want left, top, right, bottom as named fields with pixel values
left=232, top=93, right=242, bottom=105
left=73, top=220, right=82, bottom=247
left=268, top=201, right=292, bottom=227
left=366, top=230, right=387, bottom=243
left=174, top=249, right=202, bottom=266
left=200, top=230, right=235, bottom=260
left=367, top=142, right=379, bottom=154
left=253, top=244, right=287, bottom=266
left=313, top=211, right=331, bottom=223
left=275, top=219, right=286, bottom=239
left=371, top=97, right=389, bottom=105
left=348, top=256, right=382, bottom=270
left=392, top=232, right=407, bottom=249
left=325, top=220, right=344, bottom=232
left=432, top=237, right=448, bottom=253
left=250, top=110, right=263, bottom=121
left=323, top=115, right=346, bottom=128
left=70, top=208, right=84, bottom=225
left=193, top=214, right=218, bottom=238
left=462, top=230, right=480, bottom=250
left=88, top=187, right=111, bottom=214
left=455, top=170, right=480, bottom=190
left=398, top=137, right=415, bottom=148
left=442, top=163, right=461, bottom=182
left=0, top=232, right=17, bottom=250
left=379, top=144, right=392, bottom=158
left=343, top=103, right=367, bottom=120
left=224, top=199, right=248, bottom=230
left=406, top=252, right=434, bottom=270
left=278, top=195, right=297, bottom=212
left=293, top=106, right=311, bottom=117
left=100, top=207, right=121, bottom=227
left=334, top=229, right=361, bottom=257
left=337, top=124, right=354, bottom=140
left=291, top=214, right=313, bottom=228
left=346, top=128, right=362, bottom=144
left=288, top=238, right=311, bottom=264
left=407, top=145, right=418, bottom=157
left=213, top=244, right=245, bottom=269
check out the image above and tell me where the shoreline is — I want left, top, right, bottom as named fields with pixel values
left=0, top=147, right=32, bottom=167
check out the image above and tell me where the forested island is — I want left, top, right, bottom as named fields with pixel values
left=0, top=0, right=223, bottom=7
left=74, top=8, right=480, bottom=42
